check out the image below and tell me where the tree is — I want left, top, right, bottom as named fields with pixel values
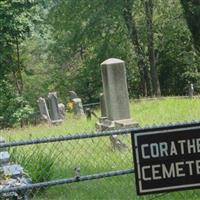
left=48, top=0, right=162, bottom=97
left=180, top=0, right=200, bottom=52
left=0, top=0, right=35, bottom=94
left=155, top=0, right=200, bottom=95
left=122, top=0, right=152, bottom=96
left=4, top=0, right=198, bottom=120
left=0, top=0, right=40, bottom=128
left=143, top=0, right=161, bottom=96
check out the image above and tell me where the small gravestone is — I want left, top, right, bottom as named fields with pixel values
left=68, top=91, right=85, bottom=118
left=58, top=103, right=65, bottom=120
left=72, top=98, right=85, bottom=118
left=96, top=58, right=139, bottom=150
left=48, top=92, right=63, bottom=123
left=188, top=83, right=194, bottom=98
left=69, top=91, right=78, bottom=100
left=37, top=97, right=51, bottom=124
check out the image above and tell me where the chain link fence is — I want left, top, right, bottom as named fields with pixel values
left=1, top=122, right=200, bottom=199
left=0, top=97, right=200, bottom=200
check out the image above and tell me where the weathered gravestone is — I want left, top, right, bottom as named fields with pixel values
left=68, top=91, right=85, bottom=118
left=97, top=58, right=138, bottom=129
left=48, top=92, right=63, bottom=123
left=96, top=58, right=139, bottom=149
left=72, top=98, right=85, bottom=118
left=102, top=58, right=130, bottom=121
left=37, top=97, right=51, bottom=124
left=69, top=91, right=78, bottom=100
left=58, top=103, right=65, bottom=120
left=188, top=83, right=194, bottom=98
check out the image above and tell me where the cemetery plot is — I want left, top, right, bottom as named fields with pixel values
left=132, top=124, right=200, bottom=195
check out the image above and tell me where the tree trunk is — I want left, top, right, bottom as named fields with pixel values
left=12, top=71, right=22, bottom=95
left=144, top=0, right=161, bottom=96
left=122, top=0, right=152, bottom=97
left=180, top=0, right=200, bottom=53
left=15, top=36, right=23, bottom=95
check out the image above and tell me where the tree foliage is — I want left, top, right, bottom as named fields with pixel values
left=0, top=0, right=34, bottom=79
left=47, top=0, right=200, bottom=98
left=180, top=0, right=200, bottom=52
left=0, top=0, right=36, bottom=127
left=1, top=0, right=200, bottom=128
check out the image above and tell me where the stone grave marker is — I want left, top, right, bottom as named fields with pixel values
left=72, top=98, right=85, bottom=118
left=97, top=58, right=138, bottom=130
left=96, top=58, right=139, bottom=149
left=58, top=103, right=65, bottom=120
left=69, top=91, right=78, bottom=100
left=48, top=92, right=63, bottom=123
left=101, top=58, right=130, bottom=121
left=37, top=97, right=51, bottom=124
left=188, top=83, right=194, bottom=98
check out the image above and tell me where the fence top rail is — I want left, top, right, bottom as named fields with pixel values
left=1, top=120, right=200, bottom=148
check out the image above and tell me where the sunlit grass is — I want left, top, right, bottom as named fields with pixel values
left=131, top=98, right=200, bottom=126
left=2, top=98, right=200, bottom=140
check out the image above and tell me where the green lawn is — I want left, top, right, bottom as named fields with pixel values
left=1, top=98, right=200, bottom=200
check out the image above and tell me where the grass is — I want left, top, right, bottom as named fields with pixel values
left=1, top=98, right=200, bottom=200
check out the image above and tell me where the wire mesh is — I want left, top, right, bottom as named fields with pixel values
left=1, top=133, right=134, bottom=199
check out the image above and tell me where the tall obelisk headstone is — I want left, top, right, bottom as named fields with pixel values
left=97, top=58, right=138, bottom=130
left=101, top=58, right=130, bottom=120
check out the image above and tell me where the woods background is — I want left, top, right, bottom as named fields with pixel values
left=1, top=0, right=200, bottom=128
